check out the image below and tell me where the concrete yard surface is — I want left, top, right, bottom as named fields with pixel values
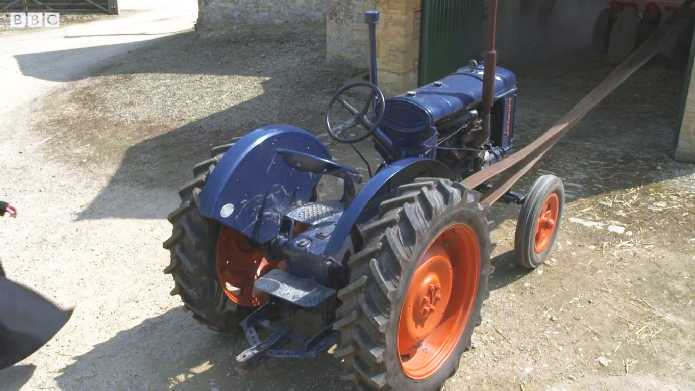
left=0, top=4, right=694, bottom=391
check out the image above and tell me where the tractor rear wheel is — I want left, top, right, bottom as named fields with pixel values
left=163, top=141, right=252, bottom=332
left=335, top=178, right=491, bottom=390
left=514, top=175, right=565, bottom=270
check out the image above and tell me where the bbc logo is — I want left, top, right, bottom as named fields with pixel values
left=10, top=13, right=61, bottom=28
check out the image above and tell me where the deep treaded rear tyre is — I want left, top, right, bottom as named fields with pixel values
left=163, top=140, right=247, bottom=332
left=335, top=178, right=492, bottom=391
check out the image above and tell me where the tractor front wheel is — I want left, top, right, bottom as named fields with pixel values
left=514, top=175, right=565, bottom=270
left=335, top=178, right=491, bottom=390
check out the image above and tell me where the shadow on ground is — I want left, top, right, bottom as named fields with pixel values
left=54, top=308, right=347, bottom=390
left=0, top=365, right=36, bottom=391
left=489, top=250, right=530, bottom=291
left=49, top=261, right=525, bottom=391
left=15, top=33, right=245, bottom=83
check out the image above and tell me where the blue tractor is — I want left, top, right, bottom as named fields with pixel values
left=164, top=9, right=564, bottom=390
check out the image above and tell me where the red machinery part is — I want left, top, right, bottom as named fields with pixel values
left=216, top=227, right=283, bottom=307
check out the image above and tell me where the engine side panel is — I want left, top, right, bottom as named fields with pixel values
left=491, top=93, right=518, bottom=153
left=381, top=64, right=518, bottom=134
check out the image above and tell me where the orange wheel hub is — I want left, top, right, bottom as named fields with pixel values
left=215, top=227, right=280, bottom=307
left=397, top=224, right=481, bottom=380
left=534, top=193, right=560, bottom=254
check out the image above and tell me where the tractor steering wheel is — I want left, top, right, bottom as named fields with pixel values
left=326, top=81, right=386, bottom=144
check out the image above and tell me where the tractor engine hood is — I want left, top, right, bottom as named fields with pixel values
left=381, top=64, right=517, bottom=134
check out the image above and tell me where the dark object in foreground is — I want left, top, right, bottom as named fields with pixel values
left=0, top=278, right=72, bottom=370
left=0, top=201, right=17, bottom=218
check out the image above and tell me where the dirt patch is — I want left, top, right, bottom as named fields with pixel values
left=14, top=22, right=695, bottom=391
left=32, top=24, right=358, bottom=191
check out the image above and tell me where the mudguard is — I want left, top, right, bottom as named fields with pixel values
left=198, top=125, right=331, bottom=244
left=323, top=158, right=455, bottom=257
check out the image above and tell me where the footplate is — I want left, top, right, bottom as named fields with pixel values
left=254, top=269, right=336, bottom=308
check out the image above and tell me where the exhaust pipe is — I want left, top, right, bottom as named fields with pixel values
left=481, top=0, right=499, bottom=143
left=365, top=10, right=380, bottom=87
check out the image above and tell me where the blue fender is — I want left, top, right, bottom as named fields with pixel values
left=323, top=158, right=455, bottom=258
left=198, top=125, right=331, bottom=244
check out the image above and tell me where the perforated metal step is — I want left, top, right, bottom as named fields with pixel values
left=285, top=202, right=342, bottom=225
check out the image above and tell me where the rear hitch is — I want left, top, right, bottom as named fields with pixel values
left=235, top=278, right=338, bottom=367
left=236, top=309, right=289, bottom=367
left=236, top=302, right=337, bottom=366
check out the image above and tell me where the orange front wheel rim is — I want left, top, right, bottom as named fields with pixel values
left=534, top=193, right=560, bottom=254
left=397, top=224, right=481, bottom=380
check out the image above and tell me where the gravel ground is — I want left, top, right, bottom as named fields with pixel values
left=1, top=21, right=694, bottom=391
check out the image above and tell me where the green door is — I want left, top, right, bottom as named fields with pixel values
left=419, top=0, right=485, bottom=85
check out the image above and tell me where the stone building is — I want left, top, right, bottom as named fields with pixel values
left=196, top=0, right=425, bottom=94
left=195, top=0, right=695, bottom=162
left=196, top=0, right=326, bottom=28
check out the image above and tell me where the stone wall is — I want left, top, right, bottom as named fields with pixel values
left=327, top=0, right=422, bottom=94
left=377, top=0, right=422, bottom=94
left=196, top=0, right=422, bottom=93
left=326, top=0, right=378, bottom=68
left=197, top=0, right=326, bottom=29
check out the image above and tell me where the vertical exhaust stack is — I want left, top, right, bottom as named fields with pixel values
left=365, top=10, right=380, bottom=87
left=481, top=0, right=499, bottom=143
